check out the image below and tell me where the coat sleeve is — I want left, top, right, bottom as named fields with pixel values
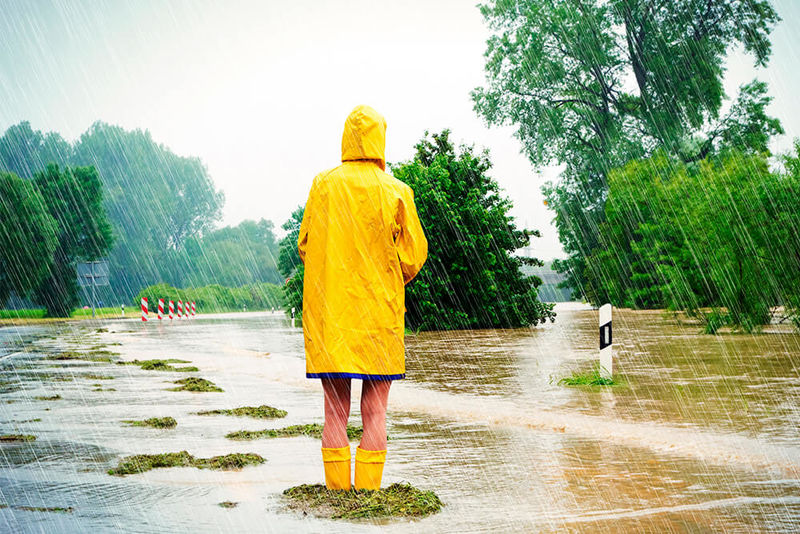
left=395, top=186, right=428, bottom=285
left=297, top=177, right=318, bottom=265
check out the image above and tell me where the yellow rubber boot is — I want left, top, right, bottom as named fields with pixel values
left=354, top=447, right=386, bottom=490
left=321, top=446, right=351, bottom=490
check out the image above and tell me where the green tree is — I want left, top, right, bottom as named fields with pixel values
left=590, top=148, right=800, bottom=331
left=278, top=206, right=304, bottom=315
left=174, top=219, right=282, bottom=287
left=0, top=171, right=58, bottom=304
left=72, top=122, right=224, bottom=297
left=393, top=131, right=555, bottom=330
left=473, top=0, right=781, bottom=298
left=32, top=165, right=114, bottom=316
left=0, top=122, right=71, bottom=179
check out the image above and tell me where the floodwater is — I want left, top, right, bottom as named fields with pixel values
left=1, top=303, right=799, bottom=532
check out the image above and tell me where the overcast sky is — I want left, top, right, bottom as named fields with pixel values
left=2, top=0, right=799, bottom=260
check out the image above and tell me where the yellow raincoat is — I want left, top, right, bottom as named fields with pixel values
left=298, top=105, right=427, bottom=380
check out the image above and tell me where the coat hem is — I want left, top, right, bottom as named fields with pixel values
left=306, top=372, right=405, bottom=381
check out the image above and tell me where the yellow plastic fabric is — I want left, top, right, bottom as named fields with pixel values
left=322, top=446, right=351, bottom=490
left=298, top=105, right=428, bottom=380
left=354, top=447, right=386, bottom=490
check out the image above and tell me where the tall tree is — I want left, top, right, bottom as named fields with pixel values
left=0, top=122, right=71, bottom=179
left=473, top=0, right=781, bottom=298
left=0, top=171, right=58, bottom=304
left=393, top=131, right=555, bottom=330
left=33, top=165, right=114, bottom=316
left=72, top=122, right=224, bottom=297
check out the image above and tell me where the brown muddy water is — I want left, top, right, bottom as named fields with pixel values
left=1, top=303, right=799, bottom=533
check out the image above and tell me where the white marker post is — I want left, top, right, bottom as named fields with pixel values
left=599, top=303, right=612, bottom=378
left=291, top=307, right=296, bottom=328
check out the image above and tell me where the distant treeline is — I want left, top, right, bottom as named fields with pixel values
left=0, top=121, right=282, bottom=307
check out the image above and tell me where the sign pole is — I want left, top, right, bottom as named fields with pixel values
left=91, top=261, right=96, bottom=318
left=599, top=303, right=612, bottom=378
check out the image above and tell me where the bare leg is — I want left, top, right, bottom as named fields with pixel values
left=360, top=379, right=391, bottom=451
left=321, top=378, right=351, bottom=449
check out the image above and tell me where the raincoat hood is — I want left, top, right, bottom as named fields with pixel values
left=341, top=105, right=386, bottom=170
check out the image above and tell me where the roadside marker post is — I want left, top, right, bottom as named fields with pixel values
left=177, top=301, right=183, bottom=319
left=158, top=299, right=164, bottom=320
left=169, top=300, right=174, bottom=320
left=599, top=303, right=612, bottom=378
left=141, top=298, right=148, bottom=322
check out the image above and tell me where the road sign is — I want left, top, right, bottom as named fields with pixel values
left=77, top=260, right=110, bottom=318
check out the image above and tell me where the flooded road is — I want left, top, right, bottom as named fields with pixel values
left=1, top=303, right=799, bottom=532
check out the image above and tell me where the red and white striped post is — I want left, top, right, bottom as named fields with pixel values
left=158, top=298, right=164, bottom=320
left=169, top=300, right=174, bottom=320
left=141, top=297, right=148, bottom=322
left=191, top=302, right=196, bottom=317
left=177, top=300, right=183, bottom=319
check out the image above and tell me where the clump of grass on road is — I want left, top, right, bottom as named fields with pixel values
left=197, top=405, right=287, bottom=419
left=0, top=504, right=74, bottom=513
left=34, top=394, right=61, bottom=401
left=168, top=377, right=222, bottom=392
left=108, top=451, right=264, bottom=476
left=47, top=351, right=117, bottom=363
left=120, top=359, right=198, bottom=372
left=283, top=483, right=442, bottom=519
left=558, top=368, right=617, bottom=387
left=122, top=417, right=177, bottom=428
left=226, top=423, right=362, bottom=441
left=0, top=434, right=36, bottom=442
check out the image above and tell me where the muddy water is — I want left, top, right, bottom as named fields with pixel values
left=1, top=304, right=799, bottom=532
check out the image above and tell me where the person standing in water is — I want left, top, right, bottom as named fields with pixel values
left=297, top=105, right=427, bottom=491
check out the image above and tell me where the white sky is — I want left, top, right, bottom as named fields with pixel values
left=2, top=0, right=799, bottom=260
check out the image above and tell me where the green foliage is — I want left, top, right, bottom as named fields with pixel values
left=278, top=206, right=305, bottom=315
left=0, top=122, right=234, bottom=301
left=558, top=367, right=617, bottom=387
left=0, top=171, right=58, bottom=304
left=474, top=0, right=782, bottom=297
left=31, top=165, right=113, bottom=317
left=71, top=122, right=224, bottom=297
left=173, top=218, right=282, bottom=287
left=283, top=483, right=443, bottom=519
left=588, top=148, right=800, bottom=331
left=134, top=282, right=283, bottom=313
left=392, top=131, right=555, bottom=330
